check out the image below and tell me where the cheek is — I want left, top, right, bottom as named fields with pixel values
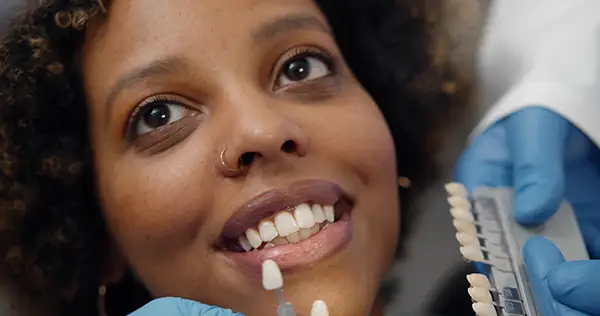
left=95, top=148, right=215, bottom=258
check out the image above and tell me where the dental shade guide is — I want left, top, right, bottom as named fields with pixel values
left=445, top=183, right=589, bottom=316
left=261, top=260, right=330, bottom=316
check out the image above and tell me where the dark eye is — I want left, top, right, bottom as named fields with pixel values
left=276, top=55, right=331, bottom=87
left=133, top=101, right=192, bottom=136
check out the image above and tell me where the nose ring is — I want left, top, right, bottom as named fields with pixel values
left=220, top=147, right=242, bottom=173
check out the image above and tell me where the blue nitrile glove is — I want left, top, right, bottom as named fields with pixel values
left=524, top=237, right=600, bottom=316
left=129, top=297, right=244, bottom=316
left=455, top=107, right=600, bottom=271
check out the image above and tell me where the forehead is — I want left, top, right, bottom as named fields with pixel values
left=82, top=0, right=327, bottom=63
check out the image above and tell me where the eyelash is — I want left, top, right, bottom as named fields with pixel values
left=125, top=94, right=190, bottom=139
left=273, top=45, right=336, bottom=88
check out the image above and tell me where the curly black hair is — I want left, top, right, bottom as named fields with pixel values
left=0, top=0, right=465, bottom=315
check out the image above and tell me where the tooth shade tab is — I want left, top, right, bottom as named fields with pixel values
left=311, top=300, right=329, bottom=316
left=448, top=196, right=471, bottom=210
left=445, top=182, right=468, bottom=197
left=453, top=219, right=477, bottom=234
left=468, top=287, right=493, bottom=303
left=472, top=302, right=497, bottom=316
left=450, top=208, right=474, bottom=222
left=262, top=260, right=283, bottom=290
left=467, top=274, right=491, bottom=288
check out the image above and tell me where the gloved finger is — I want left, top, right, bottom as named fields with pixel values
left=455, top=122, right=512, bottom=194
left=506, top=107, right=570, bottom=226
left=523, top=237, right=565, bottom=316
left=548, top=260, right=600, bottom=315
left=129, top=297, right=244, bottom=316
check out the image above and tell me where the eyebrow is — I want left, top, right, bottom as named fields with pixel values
left=104, top=56, right=188, bottom=119
left=104, top=14, right=331, bottom=119
left=253, top=14, right=332, bottom=43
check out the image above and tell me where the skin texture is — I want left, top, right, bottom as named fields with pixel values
left=81, top=0, right=398, bottom=315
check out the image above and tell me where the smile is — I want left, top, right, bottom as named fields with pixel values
left=217, top=179, right=354, bottom=270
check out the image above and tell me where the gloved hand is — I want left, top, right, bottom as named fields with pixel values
left=524, top=237, right=600, bottom=316
left=455, top=107, right=600, bottom=315
left=129, top=297, right=244, bottom=316
left=455, top=106, right=600, bottom=259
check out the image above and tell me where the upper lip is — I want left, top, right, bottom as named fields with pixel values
left=217, top=179, right=348, bottom=242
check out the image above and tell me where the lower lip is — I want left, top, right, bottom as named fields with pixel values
left=219, top=212, right=353, bottom=272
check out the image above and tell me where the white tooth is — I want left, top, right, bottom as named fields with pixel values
left=445, top=182, right=468, bottom=197
left=466, top=274, right=491, bottom=289
left=468, top=287, right=492, bottom=303
left=274, top=212, right=299, bottom=236
left=264, top=243, right=275, bottom=249
left=245, top=228, right=262, bottom=249
left=262, top=260, right=283, bottom=290
left=238, top=235, right=252, bottom=252
left=472, top=302, right=497, bottom=316
left=294, top=204, right=316, bottom=228
left=455, top=232, right=478, bottom=247
left=311, top=204, right=326, bottom=223
left=286, top=232, right=300, bottom=243
left=272, top=237, right=289, bottom=245
left=258, top=220, right=278, bottom=242
left=310, top=300, right=329, bottom=316
left=453, top=219, right=477, bottom=235
left=460, top=246, right=484, bottom=262
left=299, top=228, right=313, bottom=240
left=450, top=208, right=474, bottom=222
left=310, top=224, right=320, bottom=234
left=324, top=205, right=334, bottom=223
left=448, top=196, right=471, bottom=210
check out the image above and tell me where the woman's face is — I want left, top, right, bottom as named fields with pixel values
left=81, top=0, right=399, bottom=314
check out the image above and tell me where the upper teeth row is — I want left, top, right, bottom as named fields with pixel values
left=239, top=204, right=335, bottom=251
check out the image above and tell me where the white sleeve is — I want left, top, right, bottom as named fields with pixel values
left=472, top=0, right=600, bottom=147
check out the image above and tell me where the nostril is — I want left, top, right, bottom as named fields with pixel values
left=239, top=152, right=256, bottom=167
left=281, top=140, right=297, bottom=153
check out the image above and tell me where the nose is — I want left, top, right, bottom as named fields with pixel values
left=218, top=101, right=308, bottom=176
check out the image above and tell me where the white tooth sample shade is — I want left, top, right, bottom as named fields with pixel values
left=238, top=235, right=252, bottom=251
left=450, top=208, right=474, bottom=222
left=468, top=287, right=492, bottom=303
left=310, top=300, right=329, bottom=316
left=274, top=212, right=299, bottom=237
left=258, top=220, right=278, bottom=242
left=447, top=196, right=471, bottom=209
left=262, top=260, right=284, bottom=290
left=453, top=219, right=477, bottom=234
left=472, top=302, right=497, bottom=316
left=311, top=204, right=326, bottom=223
left=460, top=246, right=484, bottom=261
left=245, top=228, right=262, bottom=249
left=467, top=274, right=491, bottom=289
left=324, top=205, right=334, bottom=222
left=456, top=232, right=478, bottom=246
left=445, top=182, right=468, bottom=197
left=294, top=204, right=316, bottom=228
